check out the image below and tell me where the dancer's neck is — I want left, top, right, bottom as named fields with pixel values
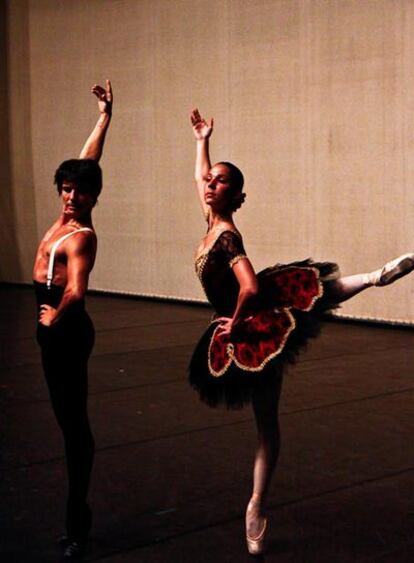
left=208, top=209, right=235, bottom=231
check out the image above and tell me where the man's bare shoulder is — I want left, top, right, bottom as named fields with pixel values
left=65, top=228, right=97, bottom=257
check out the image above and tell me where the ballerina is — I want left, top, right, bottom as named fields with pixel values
left=189, top=108, right=414, bottom=555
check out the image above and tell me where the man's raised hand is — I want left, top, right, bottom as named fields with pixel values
left=92, top=79, right=113, bottom=115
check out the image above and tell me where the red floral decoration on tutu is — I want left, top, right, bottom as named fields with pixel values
left=261, top=266, right=323, bottom=311
left=208, top=266, right=323, bottom=377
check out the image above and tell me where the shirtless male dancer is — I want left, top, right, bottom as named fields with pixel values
left=33, top=80, right=112, bottom=558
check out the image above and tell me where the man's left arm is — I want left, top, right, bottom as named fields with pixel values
left=39, top=233, right=96, bottom=326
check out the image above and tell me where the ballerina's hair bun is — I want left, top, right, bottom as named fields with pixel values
left=231, top=192, right=246, bottom=212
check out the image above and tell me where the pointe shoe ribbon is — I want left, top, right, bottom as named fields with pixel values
left=369, top=254, right=414, bottom=286
left=246, top=518, right=268, bottom=555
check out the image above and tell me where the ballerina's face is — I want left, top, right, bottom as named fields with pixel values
left=204, top=164, right=235, bottom=212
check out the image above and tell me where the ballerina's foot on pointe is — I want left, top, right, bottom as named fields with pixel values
left=245, top=499, right=268, bottom=555
left=366, top=253, right=414, bottom=287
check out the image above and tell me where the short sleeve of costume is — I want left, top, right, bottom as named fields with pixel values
left=219, top=231, right=247, bottom=268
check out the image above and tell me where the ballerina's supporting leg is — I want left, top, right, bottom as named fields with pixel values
left=331, top=253, right=414, bottom=303
left=243, top=252, right=414, bottom=549
left=246, top=377, right=283, bottom=551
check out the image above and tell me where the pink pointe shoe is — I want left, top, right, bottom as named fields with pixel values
left=246, top=517, right=268, bottom=555
left=369, top=254, right=414, bottom=286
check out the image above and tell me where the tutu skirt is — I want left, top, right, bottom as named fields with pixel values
left=189, top=260, right=340, bottom=408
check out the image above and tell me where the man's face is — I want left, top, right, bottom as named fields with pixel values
left=61, top=181, right=95, bottom=219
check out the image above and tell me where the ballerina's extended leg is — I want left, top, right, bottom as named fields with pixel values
left=332, top=253, right=414, bottom=303
left=367, top=253, right=414, bottom=286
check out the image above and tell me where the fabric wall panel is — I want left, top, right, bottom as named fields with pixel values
left=2, top=0, right=413, bottom=322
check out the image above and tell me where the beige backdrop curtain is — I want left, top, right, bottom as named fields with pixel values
left=2, top=0, right=414, bottom=323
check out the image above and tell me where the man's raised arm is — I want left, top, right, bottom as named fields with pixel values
left=79, top=79, right=113, bottom=161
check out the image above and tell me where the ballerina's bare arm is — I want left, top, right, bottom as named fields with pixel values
left=190, top=108, right=214, bottom=218
left=79, top=79, right=113, bottom=161
left=217, top=257, right=259, bottom=336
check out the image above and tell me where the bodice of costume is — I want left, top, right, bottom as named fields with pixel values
left=191, top=225, right=340, bottom=407
left=195, top=230, right=247, bottom=316
left=193, top=228, right=337, bottom=380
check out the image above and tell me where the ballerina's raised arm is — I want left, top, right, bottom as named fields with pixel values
left=190, top=108, right=214, bottom=218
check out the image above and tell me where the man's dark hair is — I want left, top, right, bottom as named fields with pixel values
left=54, top=159, right=102, bottom=202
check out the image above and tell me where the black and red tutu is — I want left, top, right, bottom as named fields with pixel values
left=189, top=260, right=340, bottom=408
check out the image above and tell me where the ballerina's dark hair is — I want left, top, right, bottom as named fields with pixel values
left=217, top=161, right=244, bottom=193
left=54, top=159, right=102, bottom=203
left=216, top=161, right=245, bottom=212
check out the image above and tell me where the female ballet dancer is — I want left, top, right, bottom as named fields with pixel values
left=189, top=108, right=414, bottom=555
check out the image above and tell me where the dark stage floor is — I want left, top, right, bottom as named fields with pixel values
left=1, top=285, right=414, bottom=562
